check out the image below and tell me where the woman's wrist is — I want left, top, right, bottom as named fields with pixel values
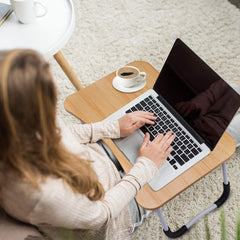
left=123, top=157, right=158, bottom=189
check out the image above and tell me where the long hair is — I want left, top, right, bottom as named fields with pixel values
left=0, top=49, right=104, bottom=201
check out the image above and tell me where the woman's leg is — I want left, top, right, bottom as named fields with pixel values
left=227, top=83, right=240, bottom=147
left=127, top=199, right=151, bottom=234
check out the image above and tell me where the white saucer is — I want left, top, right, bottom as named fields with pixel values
left=112, top=77, right=146, bottom=93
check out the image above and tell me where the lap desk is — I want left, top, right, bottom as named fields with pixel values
left=64, top=61, right=236, bottom=238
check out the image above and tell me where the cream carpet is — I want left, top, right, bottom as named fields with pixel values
left=49, top=0, right=240, bottom=239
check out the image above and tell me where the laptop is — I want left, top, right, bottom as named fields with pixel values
left=105, top=38, right=240, bottom=191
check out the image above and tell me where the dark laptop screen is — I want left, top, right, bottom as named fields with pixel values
left=154, top=39, right=240, bottom=150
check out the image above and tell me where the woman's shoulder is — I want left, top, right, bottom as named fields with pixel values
left=0, top=172, right=43, bottom=221
left=1, top=174, right=59, bottom=212
left=0, top=172, right=94, bottom=227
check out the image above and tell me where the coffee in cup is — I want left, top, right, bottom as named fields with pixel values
left=116, top=66, right=146, bottom=88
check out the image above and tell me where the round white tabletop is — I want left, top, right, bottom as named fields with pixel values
left=0, top=0, right=75, bottom=59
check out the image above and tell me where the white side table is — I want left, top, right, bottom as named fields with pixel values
left=0, top=0, right=83, bottom=90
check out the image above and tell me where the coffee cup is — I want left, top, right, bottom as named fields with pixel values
left=10, top=0, right=47, bottom=24
left=115, top=66, right=146, bottom=88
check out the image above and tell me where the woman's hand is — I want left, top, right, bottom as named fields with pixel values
left=118, top=111, right=156, bottom=137
left=138, top=131, right=175, bottom=168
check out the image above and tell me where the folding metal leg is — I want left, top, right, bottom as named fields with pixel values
left=156, top=162, right=230, bottom=239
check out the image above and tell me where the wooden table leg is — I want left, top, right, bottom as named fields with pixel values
left=54, top=51, right=84, bottom=90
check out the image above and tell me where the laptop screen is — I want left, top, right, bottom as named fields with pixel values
left=154, top=38, right=240, bottom=150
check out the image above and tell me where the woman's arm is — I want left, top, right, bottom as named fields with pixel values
left=66, top=111, right=156, bottom=144
left=28, top=157, right=157, bottom=229
left=68, top=120, right=120, bottom=143
left=29, top=132, right=174, bottom=230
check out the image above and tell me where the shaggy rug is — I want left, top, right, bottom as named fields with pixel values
left=49, top=0, right=240, bottom=239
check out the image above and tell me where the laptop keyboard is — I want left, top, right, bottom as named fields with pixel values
left=126, top=95, right=202, bottom=170
left=0, top=3, right=11, bottom=18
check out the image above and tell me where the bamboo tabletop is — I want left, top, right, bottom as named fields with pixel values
left=64, top=61, right=236, bottom=209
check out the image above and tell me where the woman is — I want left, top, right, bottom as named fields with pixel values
left=0, top=49, right=175, bottom=240
left=0, top=49, right=239, bottom=240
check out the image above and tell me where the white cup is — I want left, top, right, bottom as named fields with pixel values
left=10, top=0, right=47, bottom=24
left=116, top=66, right=146, bottom=88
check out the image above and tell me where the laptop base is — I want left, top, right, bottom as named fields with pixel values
left=156, top=162, right=230, bottom=239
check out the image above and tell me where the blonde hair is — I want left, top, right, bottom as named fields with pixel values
left=0, top=49, right=104, bottom=201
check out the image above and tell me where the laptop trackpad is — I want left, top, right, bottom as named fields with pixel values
left=113, top=130, right=175, bottom=191
left=113, top=130, right=144, bottom=165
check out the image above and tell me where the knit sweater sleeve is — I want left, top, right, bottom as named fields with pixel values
left=66, top=120, right=120, bottom=143
left=28, top=157, right=158, bottom=229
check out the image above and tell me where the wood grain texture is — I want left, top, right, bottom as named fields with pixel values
left=64, top=61, right=236, bottom=209
left=64, top=61, right=158, bottom=122
left=54, top=51, right=84, bottom=90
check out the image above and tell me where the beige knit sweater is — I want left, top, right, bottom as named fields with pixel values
left=0, top=119, right=158, bottom=240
